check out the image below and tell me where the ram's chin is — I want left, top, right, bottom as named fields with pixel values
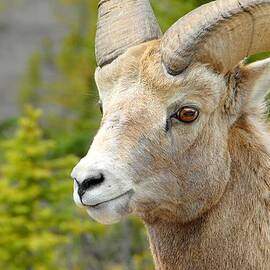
left=86, top=192, right=132, bottom=224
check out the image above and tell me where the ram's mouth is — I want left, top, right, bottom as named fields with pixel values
left=86, top=189, right=134, bottom=208
left=84, top=189, right=134, bottom=224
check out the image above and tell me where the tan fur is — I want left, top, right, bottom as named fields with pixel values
left=74, top=40, right=270, bottom=269
left=147, top=116, right=270, bottom=270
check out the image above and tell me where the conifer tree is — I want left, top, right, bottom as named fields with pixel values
left=0, top=106, right=78, bottom=269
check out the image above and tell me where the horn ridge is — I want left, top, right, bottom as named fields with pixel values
left=161, top=0, right=270, bottom=75
left=95, top=0, right=162, bottom=67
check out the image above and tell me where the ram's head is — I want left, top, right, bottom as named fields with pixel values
left=72, top=0, right=270, bottom=224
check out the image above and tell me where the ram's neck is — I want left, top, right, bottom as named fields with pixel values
left=146, top=116, right=270, bottom=270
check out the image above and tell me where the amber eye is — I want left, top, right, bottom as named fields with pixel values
left=176, top=107, right=199, bottom=123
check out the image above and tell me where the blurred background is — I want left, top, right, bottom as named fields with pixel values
left=0, top=0, right=269, bottom=269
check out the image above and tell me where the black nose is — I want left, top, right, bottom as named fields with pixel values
left=77, top=174, right=105, bottom=198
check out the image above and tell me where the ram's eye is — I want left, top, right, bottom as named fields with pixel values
left=176, top=107, right=199, bottom=123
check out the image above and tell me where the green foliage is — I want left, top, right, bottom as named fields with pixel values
left=0, top=118, right=17, bottom=140
left=0, top=106, right=78, bottom=269
left=246, top=52, right=270, bottom=64
left=20, top=53, right=42, bottom=107
left=152, top=0, right=211, bottom=30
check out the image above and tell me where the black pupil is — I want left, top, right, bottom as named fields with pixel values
left=184, top=110, right=195, bottom=117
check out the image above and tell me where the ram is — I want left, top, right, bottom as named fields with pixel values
left=72, top=0, right=270, bottom=269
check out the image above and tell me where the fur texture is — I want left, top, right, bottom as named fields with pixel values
left=72, top=40, right=270, bottom=269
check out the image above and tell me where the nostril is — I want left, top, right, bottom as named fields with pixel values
left=78, top=174, right=105, bottom=198
left=82, top=175, right=104, bottom=190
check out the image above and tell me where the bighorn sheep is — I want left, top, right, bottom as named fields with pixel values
left=72, top=0, right=270, bottom=269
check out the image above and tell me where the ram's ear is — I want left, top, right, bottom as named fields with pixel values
left=241, top=58, right=270, bottom=109
left=225, top=58, right=270, bottom=116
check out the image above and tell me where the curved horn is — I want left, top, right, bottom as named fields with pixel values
left=96, top=0, right=162, bottom=67
left=161, top=0, right=270, bottom=75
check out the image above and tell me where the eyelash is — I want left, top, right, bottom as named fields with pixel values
left=165, top=119, right=171, bottom=132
